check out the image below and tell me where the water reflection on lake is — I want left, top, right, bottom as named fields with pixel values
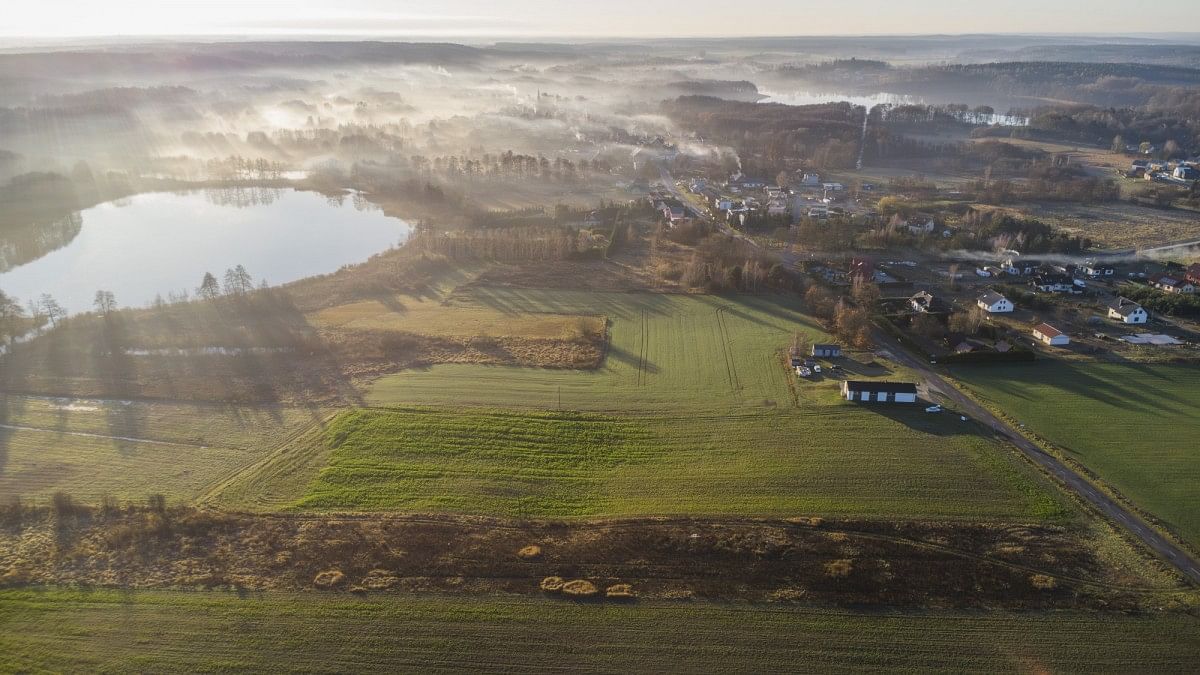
left=0, top=187, right=410, bottom=313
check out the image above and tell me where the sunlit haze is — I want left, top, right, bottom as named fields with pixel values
left=4, top=0, right=1200, bottom=38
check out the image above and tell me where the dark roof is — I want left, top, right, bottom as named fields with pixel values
left=812, top=343, right=841, bottom=350
left=978, top=290, right=1008, bottom=305
left=1107, top=296, right=1144, bottom=316
left=843, top=380, right=917, bottom=394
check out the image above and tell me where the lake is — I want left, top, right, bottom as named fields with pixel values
left=759, top=90, right=1029, bottom=126
left=0, top=188, right=411, bottom=314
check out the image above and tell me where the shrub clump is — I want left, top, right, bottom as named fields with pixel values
left=824, top=559, right=853, bottom=578
left=517, top=545, right=543, bottom=560
left=1030, top=574, right=1058, bottom=590
left=561, top=579, right=599, bottom=598
left=540, top=576, right=565, bottom=593
left=605, top=583, right=636, bottom=599
left=313, top=570, right=346, bottom=588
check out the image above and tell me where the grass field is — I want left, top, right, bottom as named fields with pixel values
left=0, top=395, right=322, bottom=503
left=310, top=294, right=605, bottom=341
left=214, top=404, right=1067, bottom=520
left=229, top=289, right=1072, bottom=520
left=1029, top=202, right=1200, bottom=250
left=2, top=589, right=1198, bottom=673
left=366, top=289, right=830, bottom=412
left=950, top=362, right=1200, bottom=549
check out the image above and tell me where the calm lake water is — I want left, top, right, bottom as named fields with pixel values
left=759, top=90, right=1029, bottom=126
left=0, top=188, right=411, bottom=314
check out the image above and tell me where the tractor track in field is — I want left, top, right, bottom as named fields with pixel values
left=636, top=308, right=649, bottom=387
left=714, top=306, right=741, bottom=393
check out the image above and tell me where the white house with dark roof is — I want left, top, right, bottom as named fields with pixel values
left=841, top=381, right=918, bottom=403
left=1107, top=297, right=1148, bottom=324
left=977, top=290, right=1013, bottom=313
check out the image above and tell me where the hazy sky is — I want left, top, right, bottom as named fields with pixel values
left=2, top=0, right=1198, bottom=38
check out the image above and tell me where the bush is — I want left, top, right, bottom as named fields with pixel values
left=517, top=545, right=542, bottom=559
left=540, top=576, right=565, bottom=592
left=940, top=349, right=1036, bottom=364
left=605, top=583, right=636, bottom=599
left=313, top=570, right=346, bottom=588
left=1030, top=574, right=1058, bottom=590
left=824, top=559, right=854, bottom=578
left=561, top=579, right=599, bottom=598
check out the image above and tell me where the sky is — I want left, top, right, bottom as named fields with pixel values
left=1, top=0, right=1198, bottom=39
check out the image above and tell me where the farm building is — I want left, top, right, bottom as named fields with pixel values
left=1032, top=323, right=1070, bottom=346
left=977, top=290, right=1013, bottom=313
left=1107, top=297, right=1148, bottom=324
left=841, top=381, right=918, bottom=404
left=812, top=343, right=842, bottom=358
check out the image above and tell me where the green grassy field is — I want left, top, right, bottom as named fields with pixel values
left=216, top=405, right=1066, bottom=520
left=0, top=395, right=323, bottom=503
left=216, top=289, right=1071, bottom=520
left=2, top=589, right=1198, bottom=673
left=950, top=362, right=1200, bottom=548
left=367, top=289, right=828, bottom=412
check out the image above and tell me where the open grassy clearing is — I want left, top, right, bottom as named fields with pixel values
left=950, top=362, right=1200, bottom=550
left=292, top=289, right=1076, bottom=520
left=0, top=395, right=322, bottom=503
left=367, top=289, right=831, bottom=412
left=1025, top=202, right=1200, bottom=250
left=311, top=295, right=604, bottom=341
left=2, top=589, right=1198, bottom=673
left=213, top=405, right=1068, bottom=521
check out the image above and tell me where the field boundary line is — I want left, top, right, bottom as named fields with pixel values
left=195, top=413, right=337, bottom=507
left=0, top=423, right=203, bottom=448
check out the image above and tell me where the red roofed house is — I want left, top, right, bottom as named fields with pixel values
left=1032, top=323, right=1070, bottom=347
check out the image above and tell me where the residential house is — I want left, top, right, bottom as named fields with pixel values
left=1149, top=272, right=1196, bottom=294
left=909, top=291, right=947, bottom=314
left=800, top=173, right=821, bottom=187
left=905, top=217, right=936, bottom=235
left=1032, top=273, right=1078, bottom=294
left=766, top=199, right=789, bottom=216
left=1173, top=165, right=1199, bottom=181
left=812, top=343, right=842, bottom=358
left=841, top=381, right=918, bottom=404
left=1032, top=323, right=1070, bottom=346
left=822, top=182, right=845, bottom=192
left=1000, top=257, right=1044, bottom=276
left=977, top=290, right=1013, bottom=313
left=1082, top=263, right=1115, bottom=277
left=1107, top=297, right=1149, bottom=324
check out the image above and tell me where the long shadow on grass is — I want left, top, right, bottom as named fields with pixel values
left=953, top=361, right=1199, bottom=419
left=857, top=402, right=993, bottom=439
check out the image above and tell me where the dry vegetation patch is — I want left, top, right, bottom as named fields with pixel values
left=0, top=504, right=1183, bottom=610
